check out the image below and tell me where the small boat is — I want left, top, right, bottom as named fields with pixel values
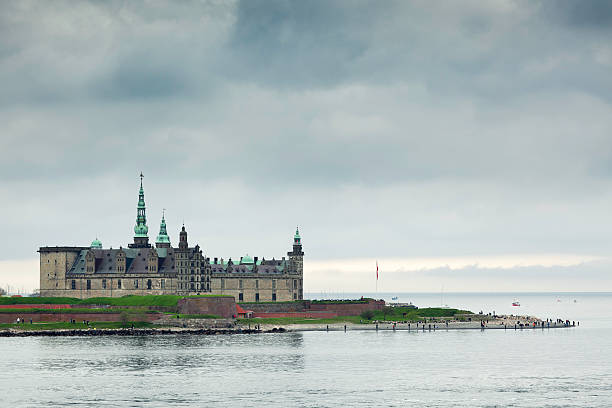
left=512, top=300, right=520, bottom=307
left=391, top=296, right=399, bottom=301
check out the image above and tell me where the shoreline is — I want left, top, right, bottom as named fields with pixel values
left=0, top=319, right=577, bottom=337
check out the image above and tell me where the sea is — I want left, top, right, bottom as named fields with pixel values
left=1, top=292, right=611, bottom=407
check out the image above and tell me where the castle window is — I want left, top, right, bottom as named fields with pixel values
left=221, top=279, right=225, bottom=289
left=293, top=280, right=297, bottom=289
left=238, top=293, right=243, bottom=301
left=102, top=279, right=107, bottom=289
left=239, top=280, right=243, bottom=289
left=134, top=280, right=138, bottom=288
left=161, top=279, right=165, bottom=289
left=255, top=280, right=259, bottom=289
left=191, top=283, right=195, bottom=290
left=272, top=280, right=276, bottom=289
left=255, top=293, right=260, bottom=302
left=147, top=279, right=152, bottom=290
left=293, top=293, right=297, bottom=300
left=71, top=280, right=76, bottom=290
left=86, top=280, right=91, bottom=290
left=272, top=293, right=277, bottom=301
left=118, top=279, right=122, bottom=289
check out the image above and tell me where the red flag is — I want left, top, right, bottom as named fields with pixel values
left=376, top=260, right=379, bottom=281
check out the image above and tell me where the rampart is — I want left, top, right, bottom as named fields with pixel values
left=0, top=312, right=158, bottom=323
left=240, top=298, right=385, bottom=317
left=177, top=296, right=236, bottom=318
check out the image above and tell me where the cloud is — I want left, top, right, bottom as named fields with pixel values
left=305, top=256, right=612, bottom=292
left=1, top=0, right=612, bottom=297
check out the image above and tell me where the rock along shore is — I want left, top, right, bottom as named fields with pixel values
left=0, top=327, right=286, bottom=337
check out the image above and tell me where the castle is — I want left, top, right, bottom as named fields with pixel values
left=39, top=174, right=304, bottom=301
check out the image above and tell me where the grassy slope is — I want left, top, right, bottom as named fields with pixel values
left=0, top=294, right=228, bottom=308
left=238, top=307, right=473, bottom=326
left=0, top=308, right=157, bottom=314
left=373, top=307, right=472, bottom=322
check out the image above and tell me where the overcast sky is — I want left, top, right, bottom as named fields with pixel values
left=2, top=0, right=612, bottom=293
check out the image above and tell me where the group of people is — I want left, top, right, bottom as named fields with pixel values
left=15, top=317, right=32, bottom=324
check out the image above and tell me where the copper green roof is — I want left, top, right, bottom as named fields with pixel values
left=294, top=226, right=301, bottom=244
left=156, top=211, right=171, bottom=244
left=90, top=238, right=102, bottom=249
left=241, top=254, right=254, bottom=264
left=133, top=173, right=149, bottom=237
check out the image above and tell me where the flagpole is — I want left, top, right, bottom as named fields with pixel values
left=376, top=260, right=378, bottom=294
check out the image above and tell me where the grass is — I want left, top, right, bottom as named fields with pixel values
left=0, top=321, right=156, bottom=330
left=236, top=307, right=474, bottom=326
left=0, top=294, right=230, bottom=308
left=371, top=307, right=473, bottom=322
left=0, top=308, right=158, bottom=314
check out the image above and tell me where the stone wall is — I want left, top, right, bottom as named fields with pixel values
left=177, top=297, right=236, bottom=319
left=309, top=299, right=385, bottom=316
left=239, top=299, right=385, bottom=316
left=252, top=311, right=337, bottom=318
left=0, top=312, right=159, bottom=323
left=239, top=301, right=310, bottom=313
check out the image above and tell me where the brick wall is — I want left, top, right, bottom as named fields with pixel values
left=0, top=312, right=159, bottom=323
left=177, top=297, right=237, bottom=318
left=252, top=311, right=338, bottom=318
left=239, top=299, right=385, bottom=316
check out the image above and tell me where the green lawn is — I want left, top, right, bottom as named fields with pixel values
left=0, top=321, right=155, bottom=330
left=0, top=308, right=158, bottom=314
left=236, top=307, right=473, bottom=326
left=371, top=307, right=473, bottom=322
left=0, top=294, right=230, bottom=308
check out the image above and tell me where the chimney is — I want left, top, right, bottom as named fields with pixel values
left=214, top=257, right=218, bottom=264
left=254, top=256, right=258, bottom=263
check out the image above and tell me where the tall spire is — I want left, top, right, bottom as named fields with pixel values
left=130, top=173, right=150, bottom=248
left=156, top=209, right=171, bottom=248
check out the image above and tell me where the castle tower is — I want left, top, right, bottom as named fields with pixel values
left=178, top=224, right=188, bottom=250
left=129, top=173, right=150, bottom=248
left=287, top=226, right=304, bottom=274
left=155, top=210, right=171, bottom=248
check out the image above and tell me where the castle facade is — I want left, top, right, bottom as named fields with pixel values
left=39, top=175, right=304, bottom=301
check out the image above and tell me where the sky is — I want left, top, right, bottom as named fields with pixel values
left=1, top=0, right=612, bottom=293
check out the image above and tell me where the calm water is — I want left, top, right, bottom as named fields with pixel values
left=1, top=292, right=611, bottom=407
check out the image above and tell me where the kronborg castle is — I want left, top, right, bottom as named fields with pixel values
left=39, top=175, right=304, bottom=301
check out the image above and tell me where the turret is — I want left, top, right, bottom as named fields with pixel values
left=287, top=226, right=304, bottom=274
left=155, top=210, right=171, bottom=248
left=129, top=173, right=151, bottom=248
left=178, top=224, right=188, bottom=250
left=90, top=237, right=102, bottom=249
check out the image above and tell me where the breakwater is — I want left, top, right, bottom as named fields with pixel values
left=0, top=327, right=286, bottom=337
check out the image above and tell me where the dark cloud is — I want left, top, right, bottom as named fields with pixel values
left=542, top=0, right=612, bottom=29
left=1, top=0, right=612, bottom=289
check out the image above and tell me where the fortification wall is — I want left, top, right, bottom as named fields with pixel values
left=177, top=297, right=236, bottom=318
left=239, top=301, right=310, bottom=313
left=0, top=312, right=159, bottom=323
left=252, top=311, right=337, bottom=318
left=309, top=299, right=385, bottom=316
left=239, top=299, right=385, bottom=316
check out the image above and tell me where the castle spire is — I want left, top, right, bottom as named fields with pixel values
left=156, top=209, right=171, bottom=248
left=294, top=226, right=301, bottom=245
left=129, top=173, right=150, bottom=248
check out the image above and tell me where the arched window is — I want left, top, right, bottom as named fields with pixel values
left=147, top=279, right=152, bottom=290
